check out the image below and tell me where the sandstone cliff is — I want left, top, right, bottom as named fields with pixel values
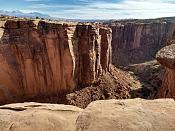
left=0, top=99, right=175, bottom=131
left=111, top=21, right=175, bottom=66
left=0, top=19, right=112, bottom=104
left=156, top=33, right=175, bottom=97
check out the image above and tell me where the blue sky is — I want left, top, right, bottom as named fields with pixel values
left=0, top=0, right=175, bottom=19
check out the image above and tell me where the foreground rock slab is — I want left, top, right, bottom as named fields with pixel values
left=0, top=102, right=82, bottom=131
left=1, top=99, right=175, bottom=131
left=76, top=99, right=175, bottom=131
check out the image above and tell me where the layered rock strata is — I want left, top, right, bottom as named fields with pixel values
left=111, top=22, right=175, bottom=66
left=0, top=20, right=112, bottom=103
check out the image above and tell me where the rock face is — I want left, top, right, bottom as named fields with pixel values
left=156, top=33, right=175, bottom=97
left=0, top=20, right=112, bottom=104
left=111, top=21, right=175, bottom=66
left=1, top=99, right=175, bottom=131
left=76, top=99, right=175, bottom=131
left=0, top=102, right=82, bottom=131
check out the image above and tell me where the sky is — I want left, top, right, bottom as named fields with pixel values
left=0, top=0, right=175, bottom=19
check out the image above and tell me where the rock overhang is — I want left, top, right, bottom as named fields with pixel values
left=156, top=44, right=175, bottom=69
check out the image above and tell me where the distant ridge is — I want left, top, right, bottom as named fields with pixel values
left=0, top=10, right=52, bottom=19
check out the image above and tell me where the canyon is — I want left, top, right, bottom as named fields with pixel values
left=0, top=17, right=175, bottom=106
left=110, top=20, right=175, bottom=66
left=0, top=16, right=175, bottom=130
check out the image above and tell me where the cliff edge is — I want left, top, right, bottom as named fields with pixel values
left=0, top=19, right=112, bottom=104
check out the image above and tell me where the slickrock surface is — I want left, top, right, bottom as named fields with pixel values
left=156, top=43, right=175, bottom=98
left=0, top=102, right=82, bottom=131
left=1, top=99, right=175, bottom=131
left=76, top=99, right=175, bottom=131
left=0, top=19, right=112, bottom=104
left=111, top=22, right=175, bottom=66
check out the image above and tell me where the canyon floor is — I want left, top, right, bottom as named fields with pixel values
left=65, top=60, right=163, bottom=108
left=124, top=60, right=163, bottom=99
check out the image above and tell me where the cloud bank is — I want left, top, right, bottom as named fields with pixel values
left=21, top=0, right=175, bottom=19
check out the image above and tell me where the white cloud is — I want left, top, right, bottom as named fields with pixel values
left=26, top=0, right=175, bottom=19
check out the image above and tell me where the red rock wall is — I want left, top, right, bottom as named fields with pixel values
left=0, top=20, right=112, bottom=103
left=156, top=68, right=175, bottom=98
left=74, top=25, right=112, bottom=86
left=111, top=22, right=175, bottom=66
left=156, top=36, right=175, bottom=98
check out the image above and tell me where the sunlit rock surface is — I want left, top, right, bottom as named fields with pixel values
left=1, top=99, right=175, bottom=131
left=0, top=19, right=112, bottom=104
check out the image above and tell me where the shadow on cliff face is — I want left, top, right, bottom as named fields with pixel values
left=111, top=22, right=175, bottom=67
left=112, top=45, right=164, bottom=68
left=122, top=60, right=164, bottom=99
left=127, top=30, right=175, bottom=99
